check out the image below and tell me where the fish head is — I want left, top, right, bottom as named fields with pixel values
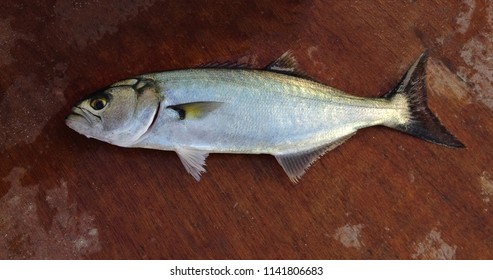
left=65, top=78, right=161, bottom=146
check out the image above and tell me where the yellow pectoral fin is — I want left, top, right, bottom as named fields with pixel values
left=167, top=101, right=223, bottom=120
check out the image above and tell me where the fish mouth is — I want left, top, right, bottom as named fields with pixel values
left=65, top=106, right=98, bottom=127
left=68, top=107, right=84, bottom=118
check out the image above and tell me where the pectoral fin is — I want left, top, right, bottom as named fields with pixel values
left=167, top=102, right=222, bottom=120
left=176, top=148, right=209, bottom=181
left=274, top=133, right=356, bottom=183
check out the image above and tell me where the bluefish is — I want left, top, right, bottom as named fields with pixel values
left=66, top=51, right=464, bottom=182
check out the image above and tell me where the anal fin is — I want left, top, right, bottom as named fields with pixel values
left=274, top=133, right=355, bottom=183
left=176, top=148, right=209, bottom=181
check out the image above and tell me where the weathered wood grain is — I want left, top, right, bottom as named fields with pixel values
left=1, top=0, right=492, bottom=259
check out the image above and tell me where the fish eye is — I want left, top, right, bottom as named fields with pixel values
left=90, top=97, right=108, bottom=110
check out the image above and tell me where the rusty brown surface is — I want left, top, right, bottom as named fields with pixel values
left=1, top=0, right=492, bottom=259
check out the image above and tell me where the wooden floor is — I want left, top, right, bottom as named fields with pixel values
left=1, top=0, right=492, bottom=259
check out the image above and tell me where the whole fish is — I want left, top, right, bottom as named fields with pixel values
left=66, top=51, right=464, bottom=182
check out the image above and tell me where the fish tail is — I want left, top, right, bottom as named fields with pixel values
left=383, top=51, right=465, bottom=148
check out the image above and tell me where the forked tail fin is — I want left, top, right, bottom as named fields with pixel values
left=383, top=51, right=465, bottom=148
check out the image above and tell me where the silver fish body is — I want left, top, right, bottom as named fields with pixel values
left=138, top=69, right=403, bottom=152
left=66, top=52, right=463, bottom=182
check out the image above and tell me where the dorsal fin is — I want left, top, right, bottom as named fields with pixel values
left=198, top=61, right=250, bottom=69
left=265, top=51, right=310, bottom=79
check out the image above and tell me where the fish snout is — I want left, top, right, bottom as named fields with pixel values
left=65, top=106, right=94, bottom=129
